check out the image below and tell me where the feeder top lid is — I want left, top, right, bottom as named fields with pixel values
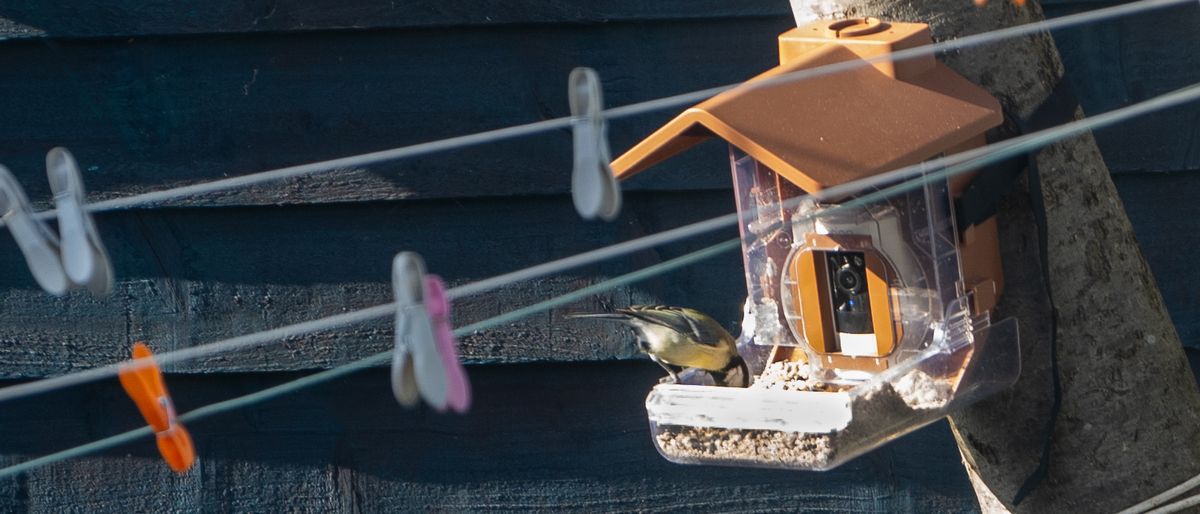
left=610, top=20, right=1003, bottom=193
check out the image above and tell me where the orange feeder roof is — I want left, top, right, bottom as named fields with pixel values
left=611, top=20, right=1004, bottom=193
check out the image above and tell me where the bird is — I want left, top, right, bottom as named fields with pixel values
left=567, top=305, right=750, bottom=387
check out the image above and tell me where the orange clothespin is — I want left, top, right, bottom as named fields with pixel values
left=117, top=342, right=196, bottom=473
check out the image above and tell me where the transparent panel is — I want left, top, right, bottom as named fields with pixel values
left=648, top=146, right=1019, bottom=470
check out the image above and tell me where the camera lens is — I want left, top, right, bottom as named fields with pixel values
left=836, top=266, right=865, bottom=294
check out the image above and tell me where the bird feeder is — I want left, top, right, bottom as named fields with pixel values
left=612, top=18, right=1021, bottom=470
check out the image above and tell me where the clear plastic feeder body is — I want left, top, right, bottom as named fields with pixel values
left=646, top=148, right=1020, bottom=470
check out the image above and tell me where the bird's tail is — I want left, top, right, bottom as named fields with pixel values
left=711, top=355, right=751, bottom=388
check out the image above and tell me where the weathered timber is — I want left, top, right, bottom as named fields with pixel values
left=0, top=1, right=1171, bottom=40
left=0, top=20, right=789, bottom=206
left=0, top=0, right=1193, bottom=512
left=0, top=0, right=793, bottom=40
left=783, top=0, right=1200, bottom=511
left=0, top=5, right=1193, bottom=211
left=1114, top=173, right=1200, bottom=347
left=0, top=361, right=979, bottom=513
left=1, top=174, right=1194, bottom=377
left=0, top=4, right=1192, bottom=379
left=1046, top=1, right=1200, bottom=174
left=0, top=191, right=745, bottom=377
left=952, top=173, right=1057, bottom=511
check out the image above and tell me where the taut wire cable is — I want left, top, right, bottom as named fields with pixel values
left=1118, top=462, right=1200, bottom=513
left=0, top=76, right=1195, bottom=406
left=0, top=0, right=1183, bottom=224
left=1, top=79, right=1198, bottom=478
left=0, top=238, right=742, bottom=479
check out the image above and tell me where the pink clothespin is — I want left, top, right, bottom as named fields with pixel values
left=424, top=274, right=471, bottom=412
left=390, top=252, right=470, bottom=413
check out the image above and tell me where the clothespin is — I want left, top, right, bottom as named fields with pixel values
left=0, top=165, right=69, bottom=294
left=117, top=342, right=196, bottom=473
left=47, top=147, right=113, bottom=295
left=0, top=147, right=112, bottom=296
left=568, top=67, right=622, bottom=222
left=424, top=271, right=471, bottom=412
left=391, top=252, right=471, bottom=413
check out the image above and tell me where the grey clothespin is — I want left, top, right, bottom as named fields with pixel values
left=0, top=165, right=70, bottom=295
left=391, top=252, right=448, bottom=410
left=569, top=67, right=622, bottom=221
left=0, top=148, right=113, bottom=296
left=47, top=147, right=113, bottom=295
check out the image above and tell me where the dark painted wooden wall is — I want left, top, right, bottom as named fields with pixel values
left=0, top=0, right=1195, bottom=511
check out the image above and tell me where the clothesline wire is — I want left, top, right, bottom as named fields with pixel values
left=0, top=239, right=742, bottom=479
left=0, top=0, right=1179, bottom=401
left=0, top=0, right=1193, bottom=481
left=0, top=70, right=1195, bottom=406
left=1118, top=454, right=1200, bottom=513
left=3, top=0, right=1183, bottom=223
left=1145, top=494, right=1200, bottom=514
left=2, top=79, right=1198, bottom=479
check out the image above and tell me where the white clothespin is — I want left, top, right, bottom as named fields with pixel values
left=47, top=147, right=113, bottom=295
left=391, top=252, right=470, bottom=412
left=0, top=148, right=113, bottom=296
left=0, top=165, right=70, bottom=295
left=569, top=67, right=622, bottom=221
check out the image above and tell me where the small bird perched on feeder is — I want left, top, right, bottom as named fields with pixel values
left=568, top=305, right=750, bottom=387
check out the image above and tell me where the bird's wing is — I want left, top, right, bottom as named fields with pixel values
left=682, top=308, right=737, bottom=349
left=622, top=306, right=729, bottom=348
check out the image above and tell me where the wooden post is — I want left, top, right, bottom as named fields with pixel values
left=788, top=1, right=1200, bottom=511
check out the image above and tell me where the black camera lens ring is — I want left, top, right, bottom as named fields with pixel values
left=835, top=265, right=866, bottom=295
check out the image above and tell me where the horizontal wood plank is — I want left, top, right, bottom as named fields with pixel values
left=0, top=20, right=789, bottom=207
left=0, top=361, right=979, bottom=512
left=0, top=192, right=746, bottom=377
left=1114, top=172, right=1200, bottom=347
left=0, top=171, right=1197, bottom=377
left=0, top=3, right=1193, bottom=375
left=0, top=0, right=1151, bottom=41
left=0, top=1, right=793, bottom=40
left=0, top=8, right=1193, bottom=211
left=1046, top=1, right=1200, bottom=174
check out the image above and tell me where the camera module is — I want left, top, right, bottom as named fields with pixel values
left=826, top=251, right=873, bottom=335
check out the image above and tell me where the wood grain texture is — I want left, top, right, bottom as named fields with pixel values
left=0, top=191, right=745, bottom=377
left=1114, top=172, right=1200, bottom=346
left=1045, top=1, right=1200, bottom=174
left=0, top=361, right=980, bottom=513
left=948, top=170, right=1057, bottom=509
left=0, top=0, right=793, bottom=40
left=0, top=4, right=1193, bottom=211
left=0, top=20, right=788, bottom=207
left=0, top=1, right=1191, bottom=512
left=0, top=2, right=1192, bottom=376
left=0, top=0, right=1152, bottom=41
left=0, top=174, right=1192, bottom=377
left=866, top=0, right=1200, bottom=510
